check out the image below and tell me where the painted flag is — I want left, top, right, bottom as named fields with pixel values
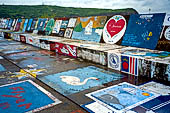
left=121, top=55, right=129, bottom=73
left=129, top=57, right=138, bottom=76
left=121, top=55, right=138, bottom=76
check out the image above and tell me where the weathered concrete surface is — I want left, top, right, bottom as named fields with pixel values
left=0, top=37, right=152, bottom=113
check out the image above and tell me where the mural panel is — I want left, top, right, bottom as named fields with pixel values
left=30, top=19, right=38, bottom=32
left=102, top=15, right=129, bottom=44
left=26, top=19, right=33, bottom=32
left=45, top=18, right=55, bottom=35
left=14, top=19, right=22, bottom=31
left=39, top=66, right=123, bottom=95
left=7, top=19, right=13, bottom=30
left=108, top=53, right=121, bottom=71
left=55, top=42, right=77, bottom=58
left=128, top=81, right=170, bottom=113
left=37, top=18, right=48, bottom=32
left=121, top=13, right=165, bottom=49
left=22, top=19, right=28, bottom=32
left=0, top=80, right=61, bottom=113
left=86, top=82, right=159, bottom=113
left=72, top=16, right=107, bottom=42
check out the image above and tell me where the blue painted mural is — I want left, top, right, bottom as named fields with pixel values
left=0, top=80, right=55, bottom=113
left=128, top=95, right=170, bottom=113
left=121, top=13, right=165, bottom=50
left=87, top=82, right=158, bottom=113
left=30, top=19, right=38, bottom=31
left=22, top=19, right=29, bottom=32
left=7, top=19, right=13, bottom=29
left=37, top=18, right=47, bottom=31
left=39, top=66, right=123, bottom=95
left=26, top=19, right=33, bottom=31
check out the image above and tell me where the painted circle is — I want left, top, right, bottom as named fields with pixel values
left=109, top=53, right=119, bottom=69
left=142, top=92, right=150, bottom=96
left=103, top=15, right=126, bottom=44
left=164, top=26, right=170, bottom=40
left=123, top=62, right=128, bottom=70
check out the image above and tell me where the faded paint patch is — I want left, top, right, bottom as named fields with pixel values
left=11, top=69, right=46, bottom=78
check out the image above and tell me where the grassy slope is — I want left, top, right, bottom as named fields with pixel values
left=0, top=5, right=138, bottom=18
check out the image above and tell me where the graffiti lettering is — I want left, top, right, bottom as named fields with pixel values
left=18, top=103, right=32, bottom=109
left=0, top=102, right=10, bottom=109
left=2, top=94, right=22, bottom=98
left=16, top=99, right=25, bottom=104
left=1, top=86, right=32, bottom=109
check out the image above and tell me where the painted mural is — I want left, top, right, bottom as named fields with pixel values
left=12, top=33, right=20, bottom=41
left=39, top=66, right=123, bottom=95
left=7, top=19, right=13, bottom=30
left=102, top=15, right=129, bottom=44
left=52, top=18, right=69, bottom=37
left=20, top=35, right=26, bottom=43
left=0, top=80, right=61, bottom=113
left=121, top=55, right=138, bottom=76
left=32, top=37, right=41, bottom=47
left=121, top=13, right=165, bottom=50
left=139, top=81, right=170, bottom=95
left=127, top=81, right=170, bottom=113
left=14, top=19, right=22, bottom=31
left=108, top=53, right=121, bottom=71
left=72, top=16, right=107, bottom=42
left=64, top=18, right=77, bottom=38
left=26, top=19, right=33, bottom=32
left=45, top=18, right=55, bottom=35
left=26, top=35, right=34, bottom=45
left=40, top=39, right=50, bottom=50
left=4, top=19, right=9, bottom=29
left=156, top=26, right=170, bottom=52
left=19, top=19, right=25, bottom=31
left=37, top=18, right=48, bottom=31
left=22, top=19, right=28, bottom=32
left=52, top=19, right=62, bottom=34
left=64, top=28, right=74, bottom=38
left=55, top=42, right=77, bottom=58
left=10, top=19, right=17, bottom=31
left=127, top=95, right=170, bottom=113
left=30, top=19, right=38, bottom=32
left=86, top=82, right=158, bottom=113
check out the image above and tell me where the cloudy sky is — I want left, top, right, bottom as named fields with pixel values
left=0, top=0, right=170, bottom=14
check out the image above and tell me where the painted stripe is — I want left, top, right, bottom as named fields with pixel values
left=151, top=100, right=170, bottom=111
left=135, top=58, right=138, bottom=76
left=132, top=58, right=135, bottom=75
left=130, top=57, right=132, bottom=74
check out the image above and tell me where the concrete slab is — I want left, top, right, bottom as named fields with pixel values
left=5, top=50, right=89, bottom=77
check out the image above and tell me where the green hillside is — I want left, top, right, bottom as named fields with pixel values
left=0, top=5, right=138, bottom=18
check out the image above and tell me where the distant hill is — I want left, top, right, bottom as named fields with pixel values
left=0, top=5, right=138, bottom=18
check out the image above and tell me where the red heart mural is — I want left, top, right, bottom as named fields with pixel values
left=106, top=19, right=125, bottom=38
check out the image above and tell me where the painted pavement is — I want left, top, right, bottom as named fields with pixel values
left=0, top=80, right=61, bottom=113
left=39, top=66, right=124, bottom=96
